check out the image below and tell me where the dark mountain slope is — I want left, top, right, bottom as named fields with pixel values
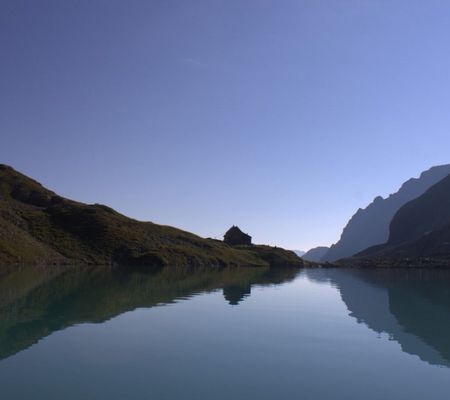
left=389, top=174, right=450, bottom=245
left=0, top=165, right=301, bottom=268
left=350, top=174, right=450, bottom=266
left=322, top=164, right=450, bottom=262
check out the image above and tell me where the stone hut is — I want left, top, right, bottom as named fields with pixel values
left=224, top=226, right=252, bottom=246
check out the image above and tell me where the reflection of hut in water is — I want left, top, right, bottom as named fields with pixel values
left=223, top=284, right=252, bottom=305
left=224, top=226, right=252, bottom=246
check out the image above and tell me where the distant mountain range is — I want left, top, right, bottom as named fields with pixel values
left=302, top=246, right=329, bottom=262
left=0, top=165, right=301, bottom=268
left=306, top=164, right=450, bottom=263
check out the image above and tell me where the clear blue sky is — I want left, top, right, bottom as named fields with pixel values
left=1, top=0, right=450, bottom=250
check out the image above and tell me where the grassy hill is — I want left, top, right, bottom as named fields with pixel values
left=0, top=165, right=302, bottom=268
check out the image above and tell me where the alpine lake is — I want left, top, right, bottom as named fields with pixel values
left=1, top=265, right=450, bottom=399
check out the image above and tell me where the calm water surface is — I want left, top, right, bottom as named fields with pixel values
left=1, top=266, right=450, bottom=399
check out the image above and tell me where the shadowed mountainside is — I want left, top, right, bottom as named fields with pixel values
left=321, top=164, right=450, bottom=262
left=388, top=174, right=450, bottom=245
left=353, top=174, right=450, bottom=266
left=0, top=165, right=301, bottom=268
left=0, top=265, right=300, bottom=360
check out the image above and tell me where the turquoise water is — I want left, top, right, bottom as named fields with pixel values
left=1, top=266, right=450, bottom=399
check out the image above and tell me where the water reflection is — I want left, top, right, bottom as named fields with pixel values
left=3, top=265, right=450, bottom=371
left=0, top=265, right=299, bottom=361
left=223, top=283, right=251, bottom=305
left=306, top=268, right=450, bottom=368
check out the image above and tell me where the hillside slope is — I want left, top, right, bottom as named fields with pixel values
left=0, top=165, right=301, bottom=268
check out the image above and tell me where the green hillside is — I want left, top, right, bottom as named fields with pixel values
left=0, top=165, right=302, bottom=268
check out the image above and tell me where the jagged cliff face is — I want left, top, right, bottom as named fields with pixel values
left=355, top=173, right=450, bottom=264
left=322, top=165, right=450, bottom=262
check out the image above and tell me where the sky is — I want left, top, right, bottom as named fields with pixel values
left=1, top=0, right=450, bottom=250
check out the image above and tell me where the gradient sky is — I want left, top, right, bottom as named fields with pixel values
left=1, top=0, right=450, bottom=250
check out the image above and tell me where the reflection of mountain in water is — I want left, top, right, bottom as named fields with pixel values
left=307, top=268, right=450, bottom=368
left=0, top=265, right=299, bottom=361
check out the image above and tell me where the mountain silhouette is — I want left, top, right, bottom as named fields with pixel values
left=321, top=164, right=450, bottom=262
left=356, top=173, right=450, bottom=265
